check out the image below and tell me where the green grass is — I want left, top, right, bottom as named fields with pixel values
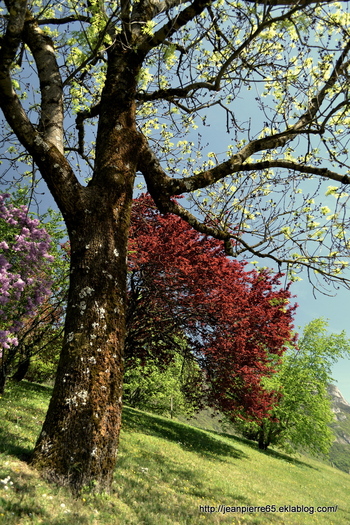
left=1, top=381, right=350, bottom=524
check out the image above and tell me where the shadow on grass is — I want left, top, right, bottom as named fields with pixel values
left=215, top=431, right=319, bottom=470
left=0, top=439, right=32, bottom=462
left=122, top=406, right=247, bottom=462
left=0, top=467, right=48, bottom=523
left=0, top=465, right=93, bottom=525
left=117, top=412, right=290, bottom=525
left=0, top=416, right=42, bottom=462
left=123, top=406, right=317, bottom=470
left=4, top=380, right=53, bottom=399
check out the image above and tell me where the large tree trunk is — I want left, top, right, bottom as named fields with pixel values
left=31, top=185, right=134, bottom=494
left=29, top=39, right=142, bottom=494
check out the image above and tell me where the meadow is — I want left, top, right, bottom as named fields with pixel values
left=0, top=381, right=349, bottom=524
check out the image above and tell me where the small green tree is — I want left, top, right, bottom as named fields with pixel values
left=235, top=318, right=350, bottom=456
left=123, top=352, right=201, bottom=418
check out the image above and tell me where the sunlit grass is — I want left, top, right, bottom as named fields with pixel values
left=0, top=381, right=349, bottom=524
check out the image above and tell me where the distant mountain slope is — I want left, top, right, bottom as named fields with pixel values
left=328, top=384, right=350, bottom=473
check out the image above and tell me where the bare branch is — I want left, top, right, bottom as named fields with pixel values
left=37, top=16, right=91, bottom=25
left=239, top=160, right=350, bottom=185
left=295, top=39, right=350, bottom=131
left=214, top=3, right=320, bottom=91
left=62, top=12, right=117, bottom=87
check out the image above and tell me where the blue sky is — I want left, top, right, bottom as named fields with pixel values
left=291, top=279, right=350, bottom=403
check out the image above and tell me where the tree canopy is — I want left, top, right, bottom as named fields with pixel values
left=1, top=0, right=350, bottom=494
left=127, top=194, right=296, bottom=418
left=2, top=0, right=350, bottom=284
left=236, top=318, right=350, bottom=455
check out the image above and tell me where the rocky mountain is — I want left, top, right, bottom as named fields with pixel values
left=328, top=384, right=350, bottom=473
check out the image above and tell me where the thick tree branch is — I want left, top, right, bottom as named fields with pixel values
left=137, top=0, right=214, bottom=53
left=166, top=38, right=350, bottom=195
left=0, top=0, right=28, bottom=68
left=0, top=0, right=39, bottom=149
left=37, top=16, right=91, bottom=25
left=239, top=160, right=350, bottom=185
left=131, top=0, right=189, bottom=22
left=148, top=0, right=190, bottom=16
left=23, top=16, right=64, bottom=153
left=0, top=3, right=84, bottom=216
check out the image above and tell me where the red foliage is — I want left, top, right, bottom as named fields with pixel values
left=127, top=194, right=298, bottom=419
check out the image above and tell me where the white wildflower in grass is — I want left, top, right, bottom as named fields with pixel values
left=0, top=476, right=13, bottom=489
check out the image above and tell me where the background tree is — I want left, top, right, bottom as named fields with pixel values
left=0, top=188, right=68, bottom=388
left=0, top=193, right=54, bottom=393
left=123, top=352, right=200, bottom=418
left=11, top=293, right=65, bottom=384
left=235, top=318, right=350, bottom=455
left=128, top=194, right=297, bottom=419
left=1, top=0, right=350, bottom=493
left=11, top=204, right=68, bottom=384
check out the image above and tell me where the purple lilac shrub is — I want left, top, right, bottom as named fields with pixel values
left=0, top=193, right=53, bottom=353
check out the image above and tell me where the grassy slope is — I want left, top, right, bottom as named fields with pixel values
left=330, top=405, right=350, bottom=473
left=0, top=381, right=349, bottom=525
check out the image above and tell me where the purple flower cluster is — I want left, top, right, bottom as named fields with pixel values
left=0, top=194, right=54, bottom=353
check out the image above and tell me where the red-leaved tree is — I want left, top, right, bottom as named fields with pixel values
left=127, top=195, right=298, bottom=419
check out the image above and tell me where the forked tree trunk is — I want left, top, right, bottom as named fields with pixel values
left=31, top=189, right=133, bottom=494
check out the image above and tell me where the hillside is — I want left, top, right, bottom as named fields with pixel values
left=329, top=384, right=350, bottom=474
left=1, top=381, right=350, bottom=524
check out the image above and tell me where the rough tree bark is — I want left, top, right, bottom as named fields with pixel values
left=30, top=51, right=142, bottom=492
left=31, top=191, right=136, bottom=492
